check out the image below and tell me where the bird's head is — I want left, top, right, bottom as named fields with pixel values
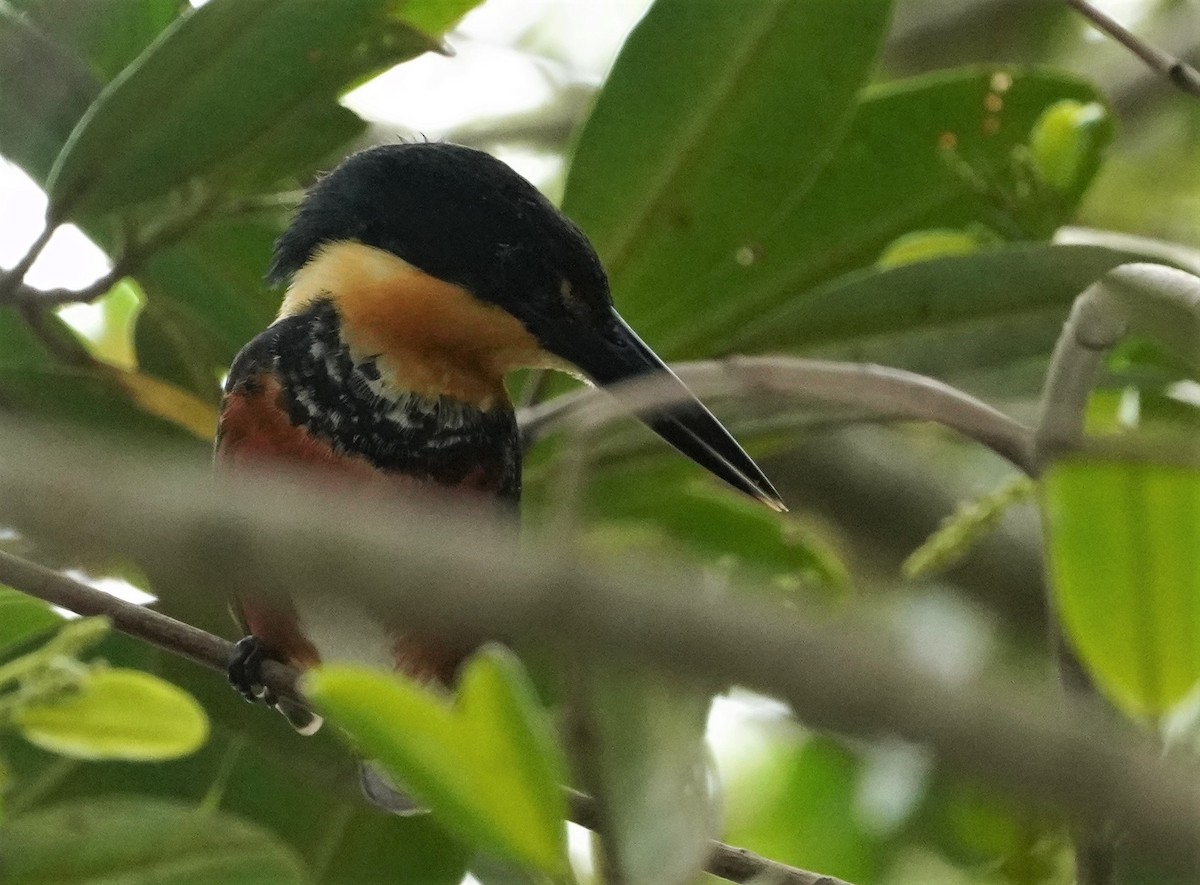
left=270, top=142, right=783, bottom=511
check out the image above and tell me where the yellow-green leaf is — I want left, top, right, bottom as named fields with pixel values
left=304, top=646, right=568, bottom=876
left=1043, top=457, right=1200, bottom=716
left=16, top=667, right=209, bottom=760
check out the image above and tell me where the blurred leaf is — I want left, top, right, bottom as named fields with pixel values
left=728, top=244, right=1144, bottom=381
left=16, top=667, right=209, bottom=761
left=0, top=796, right=306, bottom=884
left=0, top=586, right=60, bottom=657
left=106, top=365, right=218, bottom=439
left=1044, top=457, right=1200, bottom=716
left=1028, top=100, right=1108, bottom=197
left=563, top=0, right=893, bottom=355
left=877, top=227, right=991, bottom=269
left=579, top=664, right=716, bottom=885
left=305, top=647, right=569, bottom=876
left=136, top=215, right=286, bottom=374
left=0, top=639, right=471, bottom=885
left=904, top=476, right=1036, bottom=580
left=0, top=365, right=212, bottom=446
left=580, top=460, right=847, bottom=594
left=914, top=773, right=1066, bottom=880
left=47, top=0, right=470, bottom=215
left=0, top=3, right=99, bottom=180
left=57, top=282, right=140, bottom=370
left=725, top=736, right=889, bottom=884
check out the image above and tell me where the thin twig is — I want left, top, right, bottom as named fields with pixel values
left=0, top=433, right=1195, bottom=871
left=520, top=357, right=1037, bottom=476
left=1067, top=0, right=1200, bottom=98
left=0, top=550, right=847, bottom=885
left=0, top=219, right=58, bottom=303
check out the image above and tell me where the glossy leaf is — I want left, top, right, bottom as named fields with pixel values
left=0, top=585, right=61, bottom=657
left=305, top=647, right=569, bottom=876
left=1043, top=457, right=1200, bottom=716
left=16, top=667, right=209, bottom=760
left=0, top=797, right=305, bottom=884
left=47, top=0, right=467, bottom=215
left=580, top=665, right=716, bottom=885
left=728, top=244, right=1144, bottom=379
left=563, top=0, right=893, bottom=357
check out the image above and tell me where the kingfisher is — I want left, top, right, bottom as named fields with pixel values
left=216, top=141, right=784, bottom=745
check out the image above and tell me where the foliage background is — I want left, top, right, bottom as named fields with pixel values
left=0, top=1, right=1198, bottom=884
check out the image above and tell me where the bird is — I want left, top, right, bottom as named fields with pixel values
left=215, top=142, right=784, bottom=794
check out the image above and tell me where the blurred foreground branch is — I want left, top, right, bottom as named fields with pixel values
left=0, top=432, right=1196, bottom=872
left=0, top=549, right=843, bottom=885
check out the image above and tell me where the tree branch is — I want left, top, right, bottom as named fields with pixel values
left=0, top=549, right=847, bottom=885
left=0, top=431, right=1195, bottom=872
left=519, top=357, right=1037, bottom=476
left=1066, top=0, right=1200, bottom=99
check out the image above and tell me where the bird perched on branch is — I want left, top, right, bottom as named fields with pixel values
left=215, top=142, right=783, bottom=796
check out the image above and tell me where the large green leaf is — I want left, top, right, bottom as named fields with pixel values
left=579, top=65, right=1106, bottom=358
left=46, top=0, right=469, bottom=216
left=1043, top=456, right=1200, bottom=717
left=727, top=243, right=1144, bottom=378
left=563, top=0, right=893, bottom=357
left=305, top=647, right=569, bottom=877
left=0, top=797, right=306, bottom=884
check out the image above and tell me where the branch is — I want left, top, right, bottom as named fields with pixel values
left=0, top=550, right=846, bottom=885
left=0, top=432, right=1196, bottom=872
left=0, top=219, right=58, bottom=303
left=1035, top=262, right=1200, bottom=467
left=1066, top=0, right=1200, bottom=99
left=519, top=357, right=1037, bottom=476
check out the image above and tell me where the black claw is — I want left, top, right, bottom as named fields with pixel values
left=228, top=635, right=269, bottom=704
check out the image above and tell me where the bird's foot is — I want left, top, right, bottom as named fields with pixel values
left=227, top=634, right=322, bottom=735
left=227, top=635, right=277, bottom=706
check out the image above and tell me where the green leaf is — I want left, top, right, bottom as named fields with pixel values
left=8, top=0, right=180, bottom=81
left=0, top=586, right=60, bottom=657
left=47, top=0, right=472, bottom=216
left=0, top=3, right=99, bottom=181
left=725, top=737, right=892, bottom=884
left=304, top=646, right=569, bottom=876
left=877, top=227, right=991, bottom=269
left=1043, top=457, right=1200, bottom=716
left=575, top=460, right=847, bottom=595
left=16, top=667, right=209, bottom=760
left=592, top=66, right=1107, bottom=358
left=578, top=665, right=716, bottom=885
left=562, top=0, right=893, bottom=355
left=0, top=796, right=306, bottom=884
left=1028, top=99, right=1108, bottom=195
left=727, top=244, right=1145, bottom=380
left=0, top=364, right=214, bottom=446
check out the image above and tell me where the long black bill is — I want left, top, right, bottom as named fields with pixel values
left=563, top=310, right=786, bottom=512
